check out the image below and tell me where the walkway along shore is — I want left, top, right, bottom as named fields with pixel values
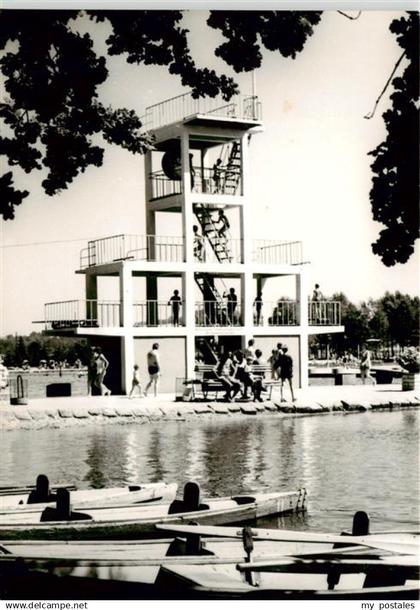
left=1, top=385, right=419, bottom=431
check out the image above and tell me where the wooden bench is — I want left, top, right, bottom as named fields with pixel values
left=195, top=363, right=280, bottom=401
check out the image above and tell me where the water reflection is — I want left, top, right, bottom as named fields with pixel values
left=1, top=410, right=418, bottom=532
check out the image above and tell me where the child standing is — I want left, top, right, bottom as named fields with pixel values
left=129, top=364, right=143, bottom=398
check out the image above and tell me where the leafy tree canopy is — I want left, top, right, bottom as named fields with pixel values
left=368, top=12, right=419, bottom=266
left=0, top=10, right=418, bottom=268
left=0, top=9, right=321, bottom=218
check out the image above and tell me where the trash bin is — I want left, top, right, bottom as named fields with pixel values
left=10, top=375, right=29, bottom=406
left=175, top=378, right=196, bottom=402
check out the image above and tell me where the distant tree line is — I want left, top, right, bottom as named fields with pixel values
left=0, top=333, right=90, bottom=367
left=310, top=291, right=419, bottom=357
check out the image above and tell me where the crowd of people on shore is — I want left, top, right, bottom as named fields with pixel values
left=4, top=339, right=417, bottom=400
left=85, top=340, right=296, bottom=402
left=211, top=340, right=296, bottom=403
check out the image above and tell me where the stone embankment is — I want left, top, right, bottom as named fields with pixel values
left=1, top=386, right=419, bottom=431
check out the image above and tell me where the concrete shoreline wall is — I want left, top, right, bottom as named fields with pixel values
left=1, top=392, right=418, bottom=432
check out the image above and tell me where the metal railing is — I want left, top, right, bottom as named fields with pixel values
left=252, top=240, right=303, bottom=265
left=195, top=301, right=242, bottom=327
left=192, top=166, right=241, bottom=196
left=142, top=92, right=262, bottom=131
left=308, top=301, right=341, bottom=326
left=149, top=171, right=182, bottom=200
left=44, top=300, right=121, bottom=329
left=80, top=234, right=185, bottom=268
left=133, top=301, right=184, bottom=327
left=254, top=301, right=298, bottom=326
left=149, top=166, right=242, bottom=200
left=79, top=235, right=304, bottom=268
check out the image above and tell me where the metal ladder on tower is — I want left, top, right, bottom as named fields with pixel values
left=194, top=274, right=230, bottom=326
left=196, top=338, right=218, bottom=365
left=222, top=141, right=241, bottom=195
left=194, top=204, right=232, bottom=263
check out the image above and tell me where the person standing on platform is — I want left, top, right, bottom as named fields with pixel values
left=168, top=290, right=182, bottom=326
left=278, top=346, right=296, bottom=402
left=254, top=292, right=263, bottom=325
left=312, top=284, right=323, bottom=301
left=312, top=283, right=324, bottom=324
left=213, top=158, right=223, bottom=193
left=145, top=343, right=161, bottom=397
left=225, top=287, right=238, bottom=325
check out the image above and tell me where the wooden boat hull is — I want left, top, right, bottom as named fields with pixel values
left=0, top=531, right=417, bottom=593
left=1, top=569, right=417, bottom=601
left=153, top=561, right=419, bottom=599
left=3, top=531, right=417, bottom=564
left=1, top=546, right=418, bottom=600
left=0, top=483, right=178, bottom=513
left=157, top=524, right=419, bottom=555
left=0, top=489, right=306, bottom=540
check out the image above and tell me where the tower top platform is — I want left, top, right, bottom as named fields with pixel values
left=141, top=91, right=262, bottom=133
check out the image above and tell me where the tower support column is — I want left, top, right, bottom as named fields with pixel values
left=181, top=130, right=196, bottom=379
left=121, top=333, right=134, bottom=395
left=85, top=273, right=98, bottom=323
left=296, top=269, right=309, bottom=388
left=119, top=263, right=134, bottom=393
left=240, top=133, right=253, bottom=342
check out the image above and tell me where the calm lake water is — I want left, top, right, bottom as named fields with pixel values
left=1, top=409, right=418, bottom=533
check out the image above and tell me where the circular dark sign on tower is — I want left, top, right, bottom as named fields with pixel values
left=161, top=143, right=181, bottom=180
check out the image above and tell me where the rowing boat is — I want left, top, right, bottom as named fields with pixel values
left=0, top=483, right=178, bottom=512
left=0, top=484, right=306, bottom=540
left=0, top=474, right=178, bottom=511
left=0, top=536, right=417, bottom=599
left=0, top=513, right=417, bottom=599
left=156, top=523, right=419, bottom=555
left=154, top=555, right=419, bottom=599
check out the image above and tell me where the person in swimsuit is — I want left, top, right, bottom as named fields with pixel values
left=93, top=347, right=111, bottom=396
left=145, top=343, right=160, bottom=397
left=277, top=346, right=296, bottom=402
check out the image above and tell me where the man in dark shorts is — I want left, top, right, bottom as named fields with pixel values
left=145, top=343, right=160, bottom=397
left=277, top=346, right=296, bottom=402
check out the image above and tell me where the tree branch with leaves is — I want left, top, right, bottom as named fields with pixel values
left=368, top=12, right=419, bottom=266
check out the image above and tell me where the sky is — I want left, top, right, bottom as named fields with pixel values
left=1, top=9, right=418, bottom=336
